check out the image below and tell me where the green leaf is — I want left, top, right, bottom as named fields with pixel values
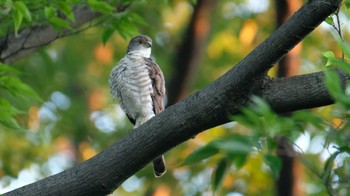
left=0, top=118, right=21, bottom=129
left=292, top=111, right=324, bottom=130
left=0, top=98, right=22, bottom=129
left=114, top=18, right=138, bottom=38
left=263, top=155, right=281, bottom=179
left=324, top=70, right=350, bottom=106
left=232, top=115, right=254, bottom=127
left=336, top=60, right=350, bottom=74
left=44, top=6, right=71, bottom=30
left=335, top=40, right=350, bottom=62
left=212, top=158, right=231, bottom=193
left=211, top=135, right=252, bottom=155
left=322, top=51, right=336, bottom=67
left=0, top=76, right=40, bottom=100
left=325, top=70, right=342, bottom=94
left=127, top=13, right=147, bottom=25
left=182, top=144, right=219, bottom=165
left=56, top=2, right=75, bottom=21
left=345, top=2, right=350, bottom=9
left=14, top=1, right=31, bottom=22
left=45, top=6, right=55, bottom=19
left=230, top=154, right=248, bottom=170
left=325, top=16, right=334, bottom=26
left=322, top=51, right=335, bottom=59
left=321, top=150, right=341, bottom=182
left=251, top=96, right=272, bottom=115
left=0, top=63, right=21, bottom=75
left=48, top=16, right=72, bottom=30
left=102, top=28, right=114, bottom=45
left=87, top=0, right=115, bottom=14
left=106, top=13, right=142, bottom=39
left=12, top=6, right=23, bottom=35
left=233, top=107, right=260, bottom=128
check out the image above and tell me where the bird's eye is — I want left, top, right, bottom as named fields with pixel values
left=139, top=40, right=142, bottom=44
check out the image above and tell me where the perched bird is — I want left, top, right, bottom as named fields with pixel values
left=109, top=35, right=166, bottom=177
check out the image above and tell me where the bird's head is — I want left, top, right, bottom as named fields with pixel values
left=127, top=35, right=152, bottom=58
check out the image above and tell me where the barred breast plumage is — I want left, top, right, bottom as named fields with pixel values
left=110, top=54, right=155, bottom=127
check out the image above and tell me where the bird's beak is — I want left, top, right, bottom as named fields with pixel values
left=147, top=42, right=152, bottom=48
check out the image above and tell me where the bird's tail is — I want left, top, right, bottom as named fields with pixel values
left=153, top=155, right=166, bottom=177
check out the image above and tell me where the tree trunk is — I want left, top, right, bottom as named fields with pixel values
left=275, top=0, right=304, bottom=196
left=167, top=0, right=217, bottom=105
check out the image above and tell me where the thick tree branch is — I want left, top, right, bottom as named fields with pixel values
left=5, top=0, right=343, bottom=195
left=0, top=3, right=127, bottom=64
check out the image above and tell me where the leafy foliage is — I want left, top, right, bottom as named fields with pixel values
left=181, top=38, right=350, bottom=195
left=0, top=0, right=144, bottom=42
left=0, top=63, right=39, bottom=129
left=1, top=0, right=350, bottom=195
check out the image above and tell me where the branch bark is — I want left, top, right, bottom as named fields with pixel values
left=0, top=3, right=127, bottom=64
left=5, top=0, right=344, bottom=195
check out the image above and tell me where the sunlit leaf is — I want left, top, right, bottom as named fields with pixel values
left=14, top=1, right=31, bottom=22
left=322, top=51, right=336, bottom=67
left=12, top=5, right=23, bottom=35
left=45, top=6, right=55, bottom=19
left=325, top=16, right=334, bottom=26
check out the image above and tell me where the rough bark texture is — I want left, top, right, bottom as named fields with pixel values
left=5, top=0, right=345, bottom=195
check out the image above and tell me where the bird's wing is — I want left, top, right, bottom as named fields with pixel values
left=144, top=58, right=165, bottom=114
left=109, top=60, right=136, bottom=125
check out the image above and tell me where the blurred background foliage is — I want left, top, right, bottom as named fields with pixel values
left=0, top=0, right=350, bottom=195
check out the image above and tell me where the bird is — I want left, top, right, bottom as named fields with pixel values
left=109, top=35, right=166, bottom=177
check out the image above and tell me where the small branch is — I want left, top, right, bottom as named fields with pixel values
left=0, top=3, right=128, bottom=64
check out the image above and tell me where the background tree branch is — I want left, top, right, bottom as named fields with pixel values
left=0, top=3, right=127, bottom=64
left=167, top=0, right=217, bottom=105
left=5, top=0, right=344, bottom=195
left=275, top=0, right=303, bottom=194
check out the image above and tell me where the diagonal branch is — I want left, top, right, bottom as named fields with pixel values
left=5, top=0, right=343, bottom=195
left=0, top=3, right=128, bottom=64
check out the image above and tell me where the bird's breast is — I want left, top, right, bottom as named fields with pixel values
left=111, top=57, right=154, bottom=120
